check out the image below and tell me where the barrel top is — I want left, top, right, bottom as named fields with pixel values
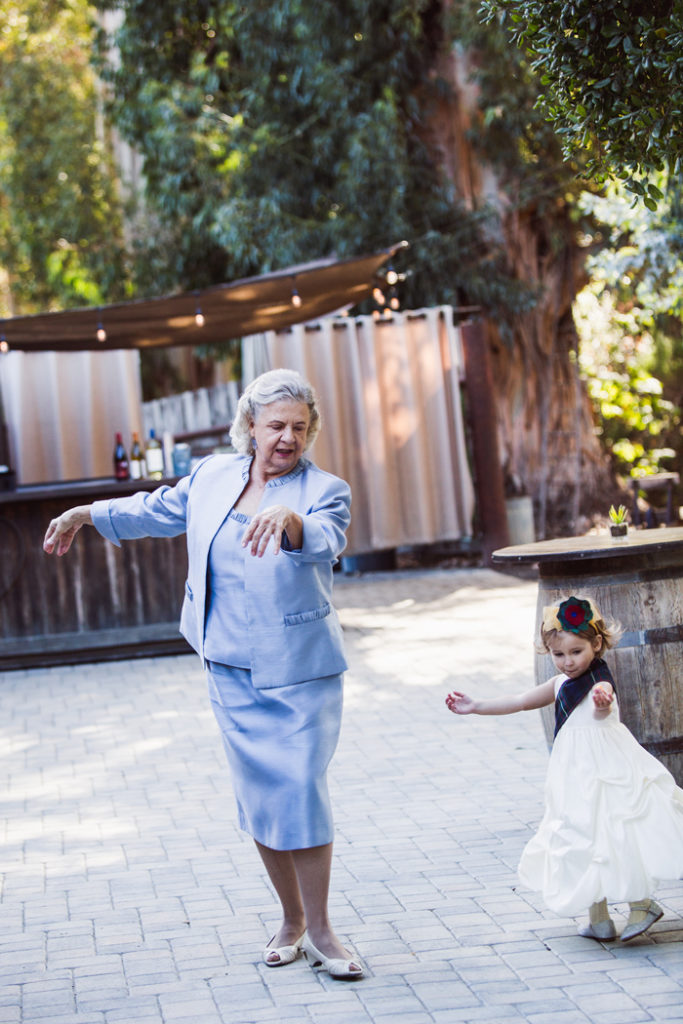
left=493, top=526, right=683, bottom=564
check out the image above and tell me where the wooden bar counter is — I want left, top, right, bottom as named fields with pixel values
left=493, top=528, right=683, bottom=785
left=0, top=477, right=191, bottom=670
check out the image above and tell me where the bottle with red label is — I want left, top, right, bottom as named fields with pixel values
left=113, top=432, right=130, bottom=480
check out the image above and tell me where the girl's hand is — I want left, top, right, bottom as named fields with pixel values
left=43, top=505, right=93, bottom=556
left=242, top=504, right=303, bottom=557
left=445, top=691, right=476, bottom=715
left=592, top=683, right=614, bottom=710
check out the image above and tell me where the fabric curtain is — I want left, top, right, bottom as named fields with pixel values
left=245, top=306, right=475, bottom=555
left=0, top=349, right=144, bottom=483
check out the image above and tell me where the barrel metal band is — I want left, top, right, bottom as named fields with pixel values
left=643, top=736, right=683, bottom=757
left=617, top=624, right=683, bottom=648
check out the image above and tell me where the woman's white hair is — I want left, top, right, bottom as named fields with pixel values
left=230, top=368, right=322, bottom=455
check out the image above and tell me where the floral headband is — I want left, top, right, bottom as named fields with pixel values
left=542, top=596, right=600, bottom=635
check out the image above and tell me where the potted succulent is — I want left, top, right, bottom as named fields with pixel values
left=608, top=504, right=629, bottom=540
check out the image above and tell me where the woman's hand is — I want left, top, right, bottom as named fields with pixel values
left=445, top=690, right=477, bottom=715
left=43, top=505, right=93, bottom=556
left=242, top=504, right=303, bottom=557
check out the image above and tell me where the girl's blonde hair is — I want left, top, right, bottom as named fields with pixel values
left=230, top=368, right=321, bottom=455
left=539, top=594, right=622, bottom=656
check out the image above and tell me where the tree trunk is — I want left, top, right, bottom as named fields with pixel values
left=427, top=41, right=616, bottom=538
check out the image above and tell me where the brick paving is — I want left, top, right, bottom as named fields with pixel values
left=1, top=567, right=682, bottom=1024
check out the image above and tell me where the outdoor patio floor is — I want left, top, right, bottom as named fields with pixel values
left=1, top=567, right=682, bottom=1024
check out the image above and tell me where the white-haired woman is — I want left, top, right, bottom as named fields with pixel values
left=43, top=368, right=362, bottom=979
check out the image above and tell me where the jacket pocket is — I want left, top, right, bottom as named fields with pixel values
left=283, top=602, right=331, bottom=626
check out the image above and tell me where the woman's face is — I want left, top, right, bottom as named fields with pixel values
left=249, top=399, right=311, bottom=478
left=548, top=631, right=602, bottom=679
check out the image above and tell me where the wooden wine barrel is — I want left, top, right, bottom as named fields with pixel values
left=493, top=529, right=683, bottom=786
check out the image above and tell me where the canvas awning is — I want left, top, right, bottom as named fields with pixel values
left=0, top=244, right=407, bottom=353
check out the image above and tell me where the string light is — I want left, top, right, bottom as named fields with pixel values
left=390, top=294, right=400, bottom=311
left=193, top=290, right=205, bottom=326
left=96, top=321, right=107, bottom=343
left=291, top=285, right=302, bottom=308
left=385, top=267, right=398, bottom=286
left=372, top=286, right=385, bottom=305
left=0, top=335, right=8, bottom=354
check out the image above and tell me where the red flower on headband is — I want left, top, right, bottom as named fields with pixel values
left=557, top=597, right=594, bottom=633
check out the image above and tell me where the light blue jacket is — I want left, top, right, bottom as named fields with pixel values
left=91, top=454, right=351, bottom=688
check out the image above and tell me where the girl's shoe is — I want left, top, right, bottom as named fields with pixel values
left=301, top=932, right=364, bottom=979
left=620, top=901, right=663, bottom=942
left=578, top=919, right=617, bottom=941
left=262, top=933, right=305, bottom=967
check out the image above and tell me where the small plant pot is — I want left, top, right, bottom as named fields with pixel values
left=609, top=523, right=628, bottom=542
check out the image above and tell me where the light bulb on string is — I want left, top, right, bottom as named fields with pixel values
left=385, top=267, right=398, bottom=286
left=193, top=290, right=206, bottom=326
left=372, top=309, right=381, bottom=321
left=390, top=294, right=400, bottom=311
left=96, top=322, right=107, bottom=343
left=0, top=336, right=8, bottom=354
left=372, top=286, right=385, bottom=305
left=291, top=286, right=302, bottom=308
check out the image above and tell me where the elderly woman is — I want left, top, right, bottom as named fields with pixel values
left=43, top=368, right=362, bottom=979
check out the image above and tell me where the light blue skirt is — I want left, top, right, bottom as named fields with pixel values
left=206, top=662, right=343, bottom=851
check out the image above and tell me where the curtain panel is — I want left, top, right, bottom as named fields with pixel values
left=0, top=350, right=144, bottom=483
left=249, top=306, right=475, bottom=555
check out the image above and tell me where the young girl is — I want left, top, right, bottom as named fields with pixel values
left=446, top=595, right=683, bottom=941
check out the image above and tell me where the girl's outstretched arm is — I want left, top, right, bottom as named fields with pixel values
left=446, top=679, right=556, bottom=716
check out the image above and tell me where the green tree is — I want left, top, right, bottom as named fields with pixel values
left=481, top=0, right=683, bottom=191
left=0, top=0, right=129, bottom=314
left=576, top=171, right=683, bottom=482
left=91, top=0, right=555, bottom=313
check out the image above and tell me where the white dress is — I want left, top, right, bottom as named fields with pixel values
left=518, top=674, right=683, bottom=916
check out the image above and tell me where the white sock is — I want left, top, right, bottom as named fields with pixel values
left=589, top=899, right=611, bottom=925
left=627, top=899, right=652, bottom=925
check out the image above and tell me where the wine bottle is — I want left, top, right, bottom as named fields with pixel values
left=113, top=432, right=130, bottom=480
left=130, top=431, right=146, bottom=479
left=145, top=428, right=164, bottom=480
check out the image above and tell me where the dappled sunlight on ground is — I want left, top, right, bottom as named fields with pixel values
left=337, top=568, right=538, bottom=703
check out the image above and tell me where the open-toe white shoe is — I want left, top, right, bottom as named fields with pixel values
left=301, top=932, right=364, bottom=979
left=262, top=932, right=305, bottom=967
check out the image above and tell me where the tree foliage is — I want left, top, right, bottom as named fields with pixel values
left=576, top=285, right=680, bottom=478
left=481, top=0, right=683, bottom=190
left=90, top=0, right=566, bottom=314
left=1, top=0, right=591, bottom=321
left=92, top=0, right=441, bottom=297
left=0, top=0, right=129, bottom=313
left=581, top=171, right=683, bottom=323
left=576, top=171, right=683, bottom=481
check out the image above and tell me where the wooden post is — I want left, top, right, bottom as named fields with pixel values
left=460, top=318, right=510, bottom=565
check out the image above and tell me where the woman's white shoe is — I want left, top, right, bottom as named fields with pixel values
left=262, top=933, right=305, bottom=967
left=301, top=932, right=364, bottom=979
